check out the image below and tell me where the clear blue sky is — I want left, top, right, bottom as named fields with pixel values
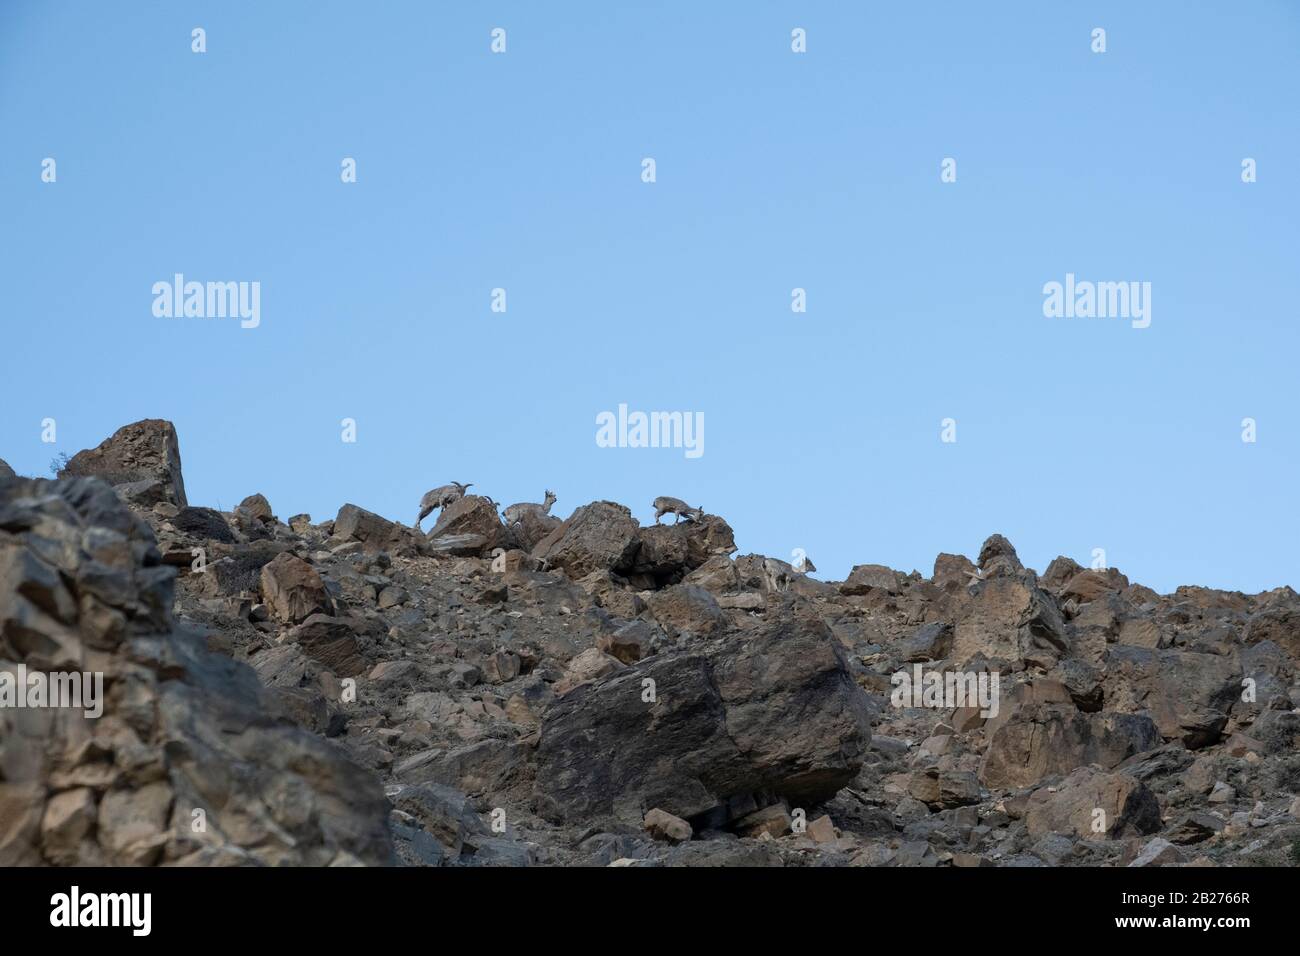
left=3, top=1, right=1297, bottom=595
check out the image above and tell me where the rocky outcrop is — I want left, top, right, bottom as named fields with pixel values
left=532, top=501, right=641, bottom=577
left=1023, top=767, right=1161, bottom=839
left=979, top=704, right=1162, bottom=788
left=334, top=503, right=409, bottom=551
left=7, top=416, right=1299, bottom=869
left=427, top=496, right=505, bottom=557
left=259, top=552, right=333, bottom=624
left=0, top=476, right=393, bottom=866
left=59, top=419, right=188, bottom=508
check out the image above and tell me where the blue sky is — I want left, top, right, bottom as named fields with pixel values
left=2, top=1, right=1297, bottom=594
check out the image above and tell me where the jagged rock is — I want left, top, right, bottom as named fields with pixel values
left=504, top=509, right=562, bottom=553
left=841, top=564, right=902, bottom=595
left=1041, top=556, right=1084, bottom=592
left=532, top=501, right=640, bottom=578
left=646, top=583, right=727, bottom=638
left=1128, top=837, right=1187, bottom=867
left=1102, top=646, right=1241, bottom=748
left=60, top=419, right=188, bottom=508
left=334, top=504, right=407, bottom=551
left=977, top=533, right=1024, bottom=579
left=952, top=577, right=1068, bottom=668
left=897, top=622, right=953, bottom=662
left=259, top=552, right=333, bottom=624
left=0, top=459, right=16, bottom=480
left=907, top=768, right=980, bottom=810
left=933, top=553, right=977, bottom=589
left=596, top=619, right=657, bottom=664
left=576, top=569, right=646, bottom=619
left=1166, top=810, right=1226, bottom=844
left=289, top=613, right=365, bottom=677
left=534, top=610, right=872, bottom=826
left=632, top=515, right=737, bottom=586
left=1243, top=600, right=1300, bottom=658
left=1024, top=767, right=1161, bottom=839
left=643, top=808, right=692, bottom=843
left=734, top=803, right=792, bottom=838
left=390, top=783, right=489, bottom=861
left=427, top=496, right=504, bottom=556
left=980, top=703, right=1162, bottom=788
left=237, top=493, right=275, bottom=525
left=0, top=476, right=393, bottom=866
left=189, top=540, right=289, bottom=598
left=483, top=649, right=521, bottom=683
left=1061, top=568, right=1129, bottom=603
left=553, top=647, right=625, bottom=695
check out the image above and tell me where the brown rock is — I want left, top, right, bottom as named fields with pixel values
left=427, top=496, right=504, bottom=556
left=288, top=613, right=365, bottom=677
left=735, top=803, right=792, bottom=838
left=980, top=704, right=1161, bottom=789
left=596, top=619, right=655, bottom=664
left=531, top=501, right=641, bottom=578
left=643, top=807, right=692, bottom=843
left=40, top=787, right=97, bottom=865
left=646, top=584, right=727, bottom=637
left=807, top=814, right=837, bottom=843
left=260, top=552, right=332, bottom=624
left=841, top=564, right=901, bottom=595
left=334, top=503, right=406, bottom=550
left=1024, top=767, right=1161, bottom=839
left=61, top=419, right=187, bottom=507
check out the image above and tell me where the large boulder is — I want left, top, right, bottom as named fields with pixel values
left=504, top=509, right=562, bottom=553
left=427, top=496, right=504, bottom=556
left=534, top=609, right=872, bottom=826
left=1243, top=598, right=1300, bottom=659
left=979, top=703, right=1161, bottom=789
left=977, top=533, right=1026, bottom=580
left=1102, top=646, right=1241, bottom=748
left=288, top=613, right=365, bottom=677
left=532, top=501, right=641, bottom=578
left=0, top=459, right=15, bottom=480
left=646, top=584, right=727, bottom=638
left=0, top=476, right=393, bottom=866
left=60, top=419, right=188, bottom=508
left=259, top=552, right=334, bottom=624
left=841, top=564, right=902, bottom=596
left=1023, top=766, right=1161, bottom=839
left=631, top=515, right=737, bottom=586
left=952, top=577, right=1069, bottom=668
left=334, top=503, right=407, bottom=551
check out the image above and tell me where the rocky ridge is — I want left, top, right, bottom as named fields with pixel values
left=2, top=419, right=1299, bottom=867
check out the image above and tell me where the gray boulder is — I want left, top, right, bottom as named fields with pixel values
left=534, top=608, right=872, bottom=826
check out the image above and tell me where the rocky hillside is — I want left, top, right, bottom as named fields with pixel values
left=2, top=420, right=1298, bottom=867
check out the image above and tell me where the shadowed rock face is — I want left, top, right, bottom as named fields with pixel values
left=534, top=610, right=872, bottom=827
left=0, top=477, right=393, bottom=866
left=7, top=420, right=1300, bottom=867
